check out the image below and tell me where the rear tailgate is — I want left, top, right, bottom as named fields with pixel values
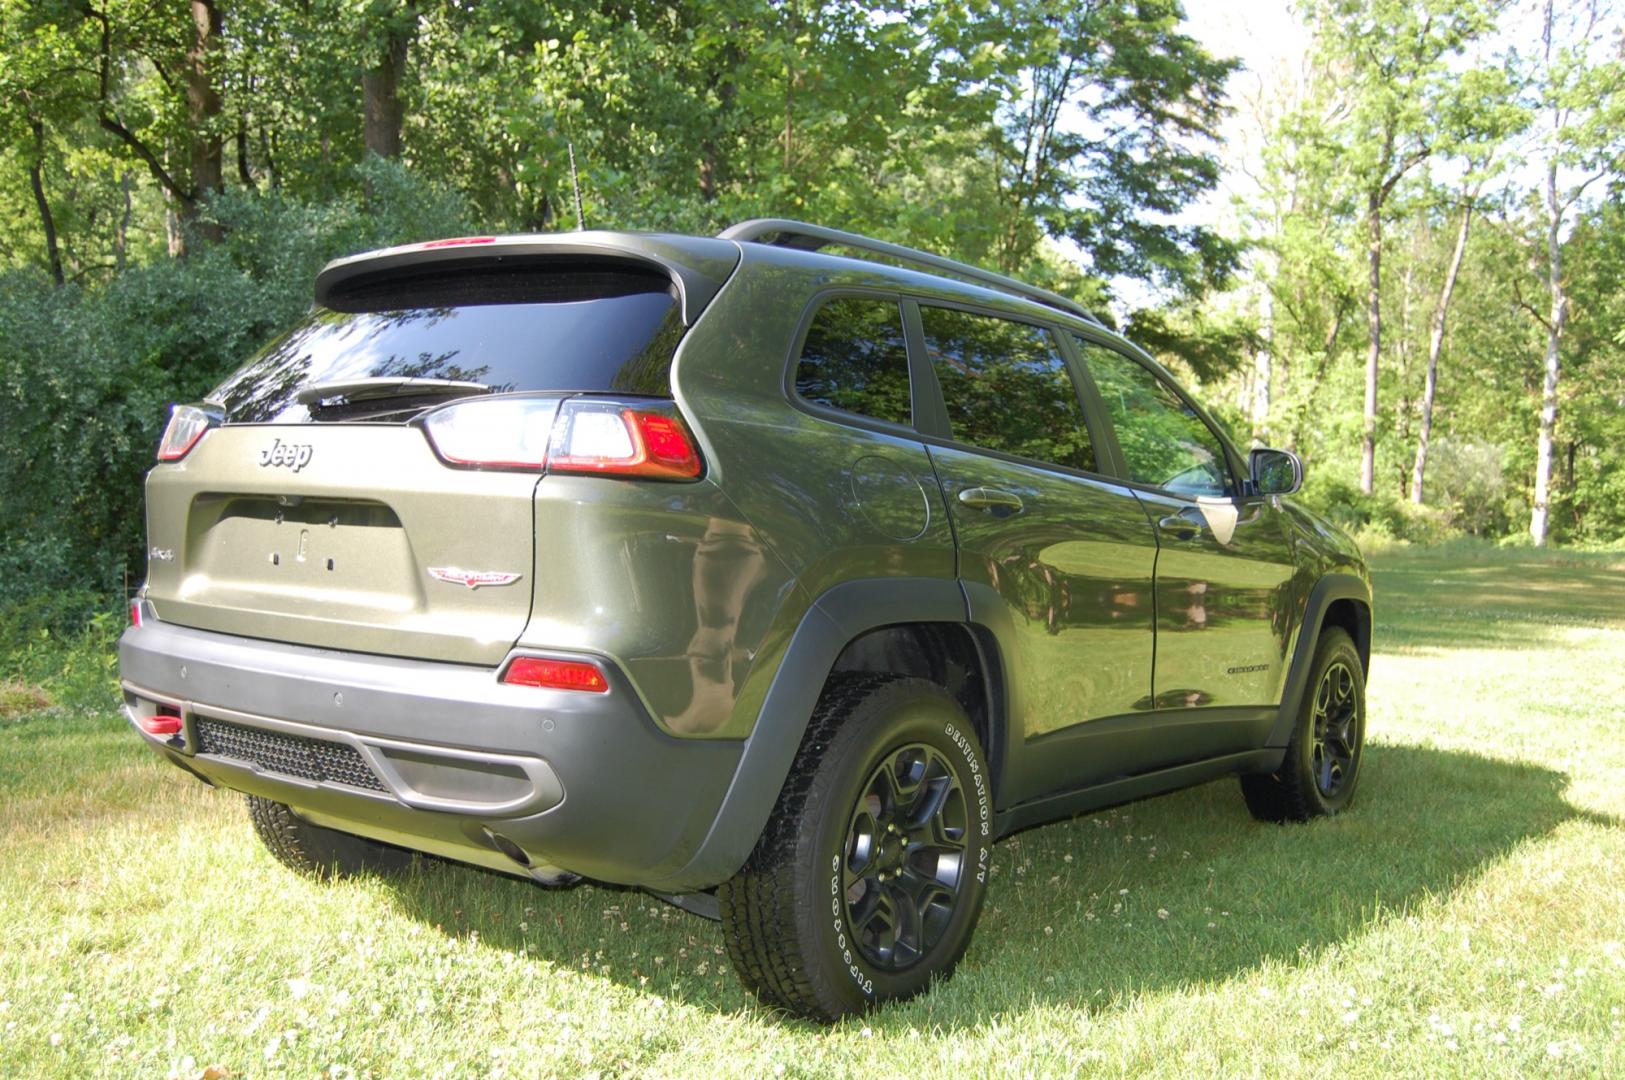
left=140, top=234, right=739, bottom=666
left=143, top=420, right=548, bottom=665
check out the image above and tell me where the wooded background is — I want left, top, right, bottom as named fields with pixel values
left=1, top=0, right=1621, bottom=625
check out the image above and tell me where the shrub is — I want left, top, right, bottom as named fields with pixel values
left=0, top=164, right=476, bottom=610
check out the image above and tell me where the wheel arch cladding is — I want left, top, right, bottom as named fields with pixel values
left=1266, top=573, right=1373, bottom=748
left=649, top=576, right=992, bottom=892
left=1320, top=597, right=1371, bottom=677
left=829, top=621, right=1004, bottom=806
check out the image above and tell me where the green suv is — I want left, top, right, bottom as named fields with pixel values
left=119, top=220, right=1371, bottom=1020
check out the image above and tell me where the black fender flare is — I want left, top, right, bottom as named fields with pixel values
left=650, top=576, right=967, bottom=892
left=1266, top=573, right=1372, bottom=748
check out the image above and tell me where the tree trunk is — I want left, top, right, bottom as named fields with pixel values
left=183, top=0, right=225, bottom=245
left=1288, top=301, right=1347, bottom=455
left=1530, top=160, right=1566, bottom=547
left=115, top=170, right=133, bottom=272
left=236, top=114, right=254, bottom=188
left=1411, top=196, right=1474, bottom=504
left=26, top=119, right=64, bottom=287
left=363, top=7, right=416, bottom=161
left=1253, top=287, right=1273, bottom=442
left=1394, top=258, right=1417, bottom=497
left=1361, top=188, right=1382, bottom=494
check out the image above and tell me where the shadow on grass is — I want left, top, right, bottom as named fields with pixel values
left=376, top=740, right=1613, bottom=1028
left=1374, top=557, right=1625, bottom=652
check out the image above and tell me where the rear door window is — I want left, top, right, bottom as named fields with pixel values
left=919, top=305, right=1097, bottom=472
left=1073, top=336, right=1234, bottom=497
left=212, top=262, right=684, bottom=423
left=793, top=296, right=912, bottom=426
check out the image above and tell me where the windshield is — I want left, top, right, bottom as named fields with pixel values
left=212, top=264, right=684, bottom=423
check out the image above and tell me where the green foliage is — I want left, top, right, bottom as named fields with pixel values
left=0, top=164, right=474, bottom=605
left=0, top=590, right=122, bottom=716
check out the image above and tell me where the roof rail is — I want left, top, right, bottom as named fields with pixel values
left=718, top=218, right=1099, bottom=324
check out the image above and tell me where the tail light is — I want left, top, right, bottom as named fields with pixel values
left=156, top=403, right=223, bottom=462
left=501, top=656, right=609, bottom=693
left=421, top=396, right=703, bottom=480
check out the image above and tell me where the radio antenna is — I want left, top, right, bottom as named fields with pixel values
left=568, top=139, right=585, bottom=231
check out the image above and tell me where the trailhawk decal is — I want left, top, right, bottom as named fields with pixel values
left=427, top=567, right=524, bottom=589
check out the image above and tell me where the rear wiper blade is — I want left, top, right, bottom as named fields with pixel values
left=295, top=377, right=491, bottom=406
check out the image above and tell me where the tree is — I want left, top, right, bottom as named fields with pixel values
left=985, top=0, right=1241, bottom=296
left=1309, top=0, right=1495, bottom=494
left=1411, top=62, right=1529, bottom=504
left=1525, top=0, right=1625, bottom=546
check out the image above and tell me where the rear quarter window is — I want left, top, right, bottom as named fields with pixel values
left=793, top=296, right=912, bottom=426
left=213, top=261, right=684, bottom=423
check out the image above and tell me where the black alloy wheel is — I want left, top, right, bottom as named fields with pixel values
left=1239, top=626, right=1366, bottom=823
left=718, top=675, right=993, bottom=1021
left=1311, top=660, right=1359, bottom=799
left=841, top=743, right=970, bottom=972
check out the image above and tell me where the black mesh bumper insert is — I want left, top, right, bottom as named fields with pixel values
left=194, top=717, right=388, bottom=793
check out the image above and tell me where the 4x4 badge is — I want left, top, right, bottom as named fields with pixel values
left=427, top=567, right=523, bottom=589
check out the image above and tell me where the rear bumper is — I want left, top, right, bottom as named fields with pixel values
left=118, top=618, right=742, bottom=889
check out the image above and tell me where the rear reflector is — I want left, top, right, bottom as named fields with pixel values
left=501, top=657, right=609, bottom=693
left=129, top=598, right=143, bottom=628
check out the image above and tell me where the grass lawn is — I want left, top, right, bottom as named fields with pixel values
left=2, top=543, right=1622, bottom=1077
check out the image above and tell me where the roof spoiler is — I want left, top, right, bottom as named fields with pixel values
left=313, top=233, right=741, bottom=325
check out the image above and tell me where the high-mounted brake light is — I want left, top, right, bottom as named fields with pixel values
left=419, top=236, right=497, bottom=249
left=156, top=403, right=222, bottom=462
left=501, top=657, right=609, bottom=693
left=420, top=396, right=704, bottom=480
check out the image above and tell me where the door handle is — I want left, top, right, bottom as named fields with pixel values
left=958, top=487, right=1024, bottom=513
left=1158, top=509, right=1205, bottom=541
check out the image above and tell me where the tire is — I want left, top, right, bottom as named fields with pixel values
left=246, top=795, right=415, bottom=880
left=1241, top=627, right=1366, bottom=823
left=718, top=675, right=994, bottom=1021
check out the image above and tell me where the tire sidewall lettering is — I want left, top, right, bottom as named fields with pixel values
left=830, top=853, right=874, bottom=996
left=944, top=720, right=993, bottom=883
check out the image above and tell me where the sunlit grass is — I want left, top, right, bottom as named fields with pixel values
left=2, top=545, right=1622, bottom=1077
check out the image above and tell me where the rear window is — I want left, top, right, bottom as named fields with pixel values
left=212, top=261, right=684, bottom=423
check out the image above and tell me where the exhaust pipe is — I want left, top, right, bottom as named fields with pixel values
left=482, top=826, right=581, bottom=888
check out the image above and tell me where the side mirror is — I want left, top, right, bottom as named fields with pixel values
left=1250, top=448, right=1303, bottom=496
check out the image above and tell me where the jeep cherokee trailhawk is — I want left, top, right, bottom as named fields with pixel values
left=119, top=219, right=1372, bottom=1020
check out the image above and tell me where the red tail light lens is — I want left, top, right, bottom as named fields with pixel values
left=501, top=657, right=609, bottom=693
left=420, top=396, right=703, bottom=480
left=156, top=403, right=221, bottom=462
left=129, top=598, right=143, bottom=628
left=548, top=401, right=703, bottom=479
